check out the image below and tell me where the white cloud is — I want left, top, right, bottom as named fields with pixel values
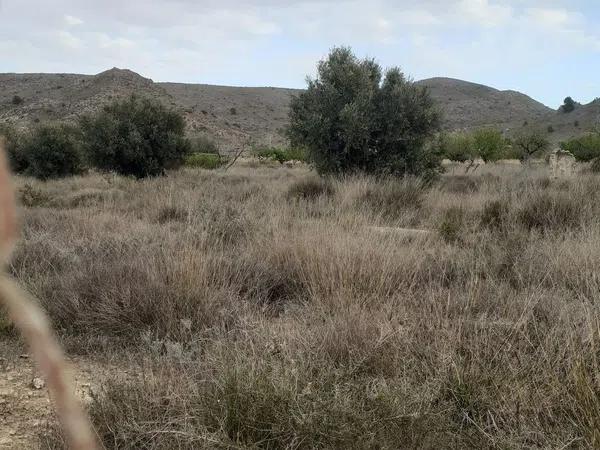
left=0, top=0, right=599, bottom=106
left=64, top=14, right=83, bottom=26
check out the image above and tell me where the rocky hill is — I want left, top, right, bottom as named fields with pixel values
left=0, top=69, right=597, bottom=152
left=415, top=77, right=553, bottom=130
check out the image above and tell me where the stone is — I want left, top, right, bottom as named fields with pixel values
left=31, top=377, right=45, bottom=390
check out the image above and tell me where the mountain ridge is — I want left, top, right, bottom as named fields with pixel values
left=1, top=69, right=597, bottom=151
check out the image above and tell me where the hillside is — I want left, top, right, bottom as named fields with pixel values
left=0, top=68, right=298, bottom=152
left=0, top=69, right=597, bottom=152
left=416, top=77, right=553, bottom=130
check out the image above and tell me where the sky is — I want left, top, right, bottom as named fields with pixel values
left=0, top=0, right=599, bottom=108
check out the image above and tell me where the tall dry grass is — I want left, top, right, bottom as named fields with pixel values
left=7, top=162, right=600, bottom=448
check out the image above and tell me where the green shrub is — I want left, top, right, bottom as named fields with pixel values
left=437, top=129, right=512, bottom=162
left=283, top=147, right=308, bottom=162
left=472, top=128, right=510, bottom=162
left=185, top=153, right=225, bottom=170
left=561, top=134, right=600, bottom=162
left=11, top=95, right=23, bottom=106
left=287, top=176, right=334, bottom=200
left=22, top=123, right=84, bottom=180
left=288, top=46, right=441, bottom=177
left=80, top=96, right=191, bottom=178
left=252, top=147, right=288, bottom=163
left=0, top=123, right=28, bottom=173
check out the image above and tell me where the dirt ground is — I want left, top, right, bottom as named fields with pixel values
left=0, top=352, right=98, bottom=449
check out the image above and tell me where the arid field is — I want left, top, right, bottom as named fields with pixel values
left=3, top=160, right=600, bottom=449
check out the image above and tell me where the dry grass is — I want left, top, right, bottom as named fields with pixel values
left=6, top=162, right=600, bottom=448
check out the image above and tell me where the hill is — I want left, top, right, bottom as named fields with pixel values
left=415, top=77, right=553, bottom=130
left=0, top=69, right=597, bottom=152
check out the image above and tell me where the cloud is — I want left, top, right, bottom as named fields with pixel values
left=0, top=0, right=598, bottom=106
left=64, top=14, right=83, bottom=26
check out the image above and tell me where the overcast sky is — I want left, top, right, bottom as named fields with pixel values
left=0, top=0, right=599, bottom=108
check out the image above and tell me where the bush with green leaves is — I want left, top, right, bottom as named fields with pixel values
left=80, top=96, right=191, bottom=178
left=435, top=132, right=475, bottom=162
left=436, top=128, right=514, bottom=162
left=184, top=153, right=225, bottom=170
left=471, top=128, right=511, bottom=162
left=288, top=47, right=441, bottom=178
left=22, top=123, right=84, bottom=180
left=560, top=133, right=600, bottom=162
left=0, top=123, right=29, bottom=173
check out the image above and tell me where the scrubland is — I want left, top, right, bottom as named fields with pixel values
left=4, top=161, right=600, bottom=448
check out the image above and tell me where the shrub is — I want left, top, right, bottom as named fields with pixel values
left=561, top=134, right=600, bottom=162
left=436, top=132, right=475, bottom=162
left=287, top=176, right=334, bottom=200
left=11, top=95, right=23, bottom=105
left=80, top=96, right=191, bottom=178
left=22, top=123, right=84, bottom=180
left=184, top=153, right=225, bottom=170
left=547, top=125, right=555, bottom=133
left=472, top=128, right=510, bottom=162
left=590, top=158, right=600, bottom=173
left=437, top=129, right=512, bottom=162
left=0, top=123, right=28, bottom=173
left=252, top=147, right=288, bottom=163
left=561, top=97, right=576, bottom=113
left=288, top=47, right=441, bottom=177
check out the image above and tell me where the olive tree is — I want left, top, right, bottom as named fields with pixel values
left=288, top=47, right=441, bottom=178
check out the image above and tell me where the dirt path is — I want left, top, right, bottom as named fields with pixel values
left=0, top=355, right=98, bottom=449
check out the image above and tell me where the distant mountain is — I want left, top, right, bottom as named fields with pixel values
left=415, top=77, right=553, bottom=130
left=0, top=69, right=597, bottom=152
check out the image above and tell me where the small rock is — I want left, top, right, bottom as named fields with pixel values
left=31, top=377, right=45, bottom=390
